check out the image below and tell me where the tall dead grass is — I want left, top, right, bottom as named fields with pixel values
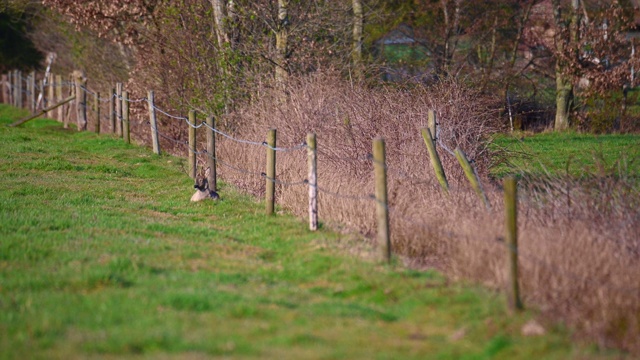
left=135, top=73, right=640, bottom=353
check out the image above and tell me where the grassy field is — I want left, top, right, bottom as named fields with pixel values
left=0, top=105, right=621, bottom=359
left=491, top=131, right=640, bottom=178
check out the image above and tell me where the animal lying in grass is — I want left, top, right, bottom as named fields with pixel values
left=191, top=168, right=219, bottom=202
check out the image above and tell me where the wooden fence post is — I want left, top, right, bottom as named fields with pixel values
left=109, top=88, right=116, bottom=133
left=28, top=72, right=35, bottom=112
left=16, top=71, right=23, bottom=108
left=307, top=133, right=318, bottom=231
left=122, top=91, right=130, bottom=143
left=47, top=73, right=55, bottom=117
left=63, top=74, right=73, bottom=128
left=116, top=82, right=123, bottom=136
left=94, top=92, right=100, bottom=134
left=373, top=138, right=391, bottom=263
left=504, top=176, right=523, bottom=312
left=55, top=75, right=63, bottom=122
left=188, top=110, right=197, bottom=179
left=1, top=74, right=8, bottom=104
left=205, top=115, right=216, bottom=190
left=147, top=90, right=161, bottom=155
left=455, top=148, right=490, bottom=209
left=421, top=128, right=449, bottom=194
left=428, top=110, right=437, bottom=143
left=6, top=72, right=11, bottom=105
left=13, top=70, right=19, bottom=107
left=74, top=71, right=87, bottom=131
left=265, top=129, right=277, bottom=215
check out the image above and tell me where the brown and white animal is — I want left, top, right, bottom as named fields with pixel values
left=191, top=168, right=219, bottom=202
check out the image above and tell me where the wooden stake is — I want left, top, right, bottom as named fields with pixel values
left=29, top=72, right=36, bottom=113
left=188, top=110, right=197, bottom=180
left=109, top=88, right=116, bottom=133
left=55, top=75, right=62, bottom=122
left=94, top=92, right=100, bottom=134
left=265, top=129, right=276, bottom=215
left=307, top=133, right=318, bottom=231
left=455, top=148, right=490, bottom=209
left=205, top=115, right=216, bottom=191
left=373, top=138, right=391, bottom=263
left=9, top=96, right=76, bottom=127
left=47, top=73, right=55, bottom=117
left=122, top=90, right=130, bottom=143
left=74, top=72, right=87, bottom=131
left=421, top=128, right=449, bottom=194
left=428, top=110, right=437, bottom=143
left=147, top=90, right=160, bottom=155
left=1, top=74, right=8, bottom=104
left=504, top=176, right=523, bottom=312
left=116, top=82, right=123, bottom=136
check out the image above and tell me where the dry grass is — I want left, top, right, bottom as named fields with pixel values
left=131, top=73, right=640, bottom=354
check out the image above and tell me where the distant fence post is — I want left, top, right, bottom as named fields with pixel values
left=421, top=128, right=449, bottom=194
left=109, top=88, right=116, bottom=133
left=28, top=72, right=35, bottom=113
left=147, top=90, right=161, bottom=155
left=307, top=132, right=318, bottom=231
left=16, top=71, right=22, bottom=108
left=47, top=73, right=55, bottom=118
left=265, top=129, right=277, bottom=215
left=205, top=115, right=216, bottom=191
left=455, top=148, right=490, bottom=209
left=116, top=82, right=123, bottom=136
left=55, top=75, right=63, bottom=122
left=122, top=90, right=130, bottom=143
left=74, top=71, right=87, bottom=131
left=1, top=74, right=8, bottom=104
left=13, top=70, right=19, bottom=107
left=63, top=74, right=73, bottom=128
left=94, top=91, right=100, bottom=134
left=6, top=72, right=11, bottom=105
left=188, top=110, right=197, bottom=180
left=504, top=176, right=523, bottom=312
left=373, top=138, right=391, bottom=263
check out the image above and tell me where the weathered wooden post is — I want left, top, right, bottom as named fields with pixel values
left=5, top=72, right=11, bottom=105
left=94, top=91, right=101, bottom=134
left=1, top=74, right=8, bottom=104
left=63, top=74, right=73, bottom=128
left=421, top=128, right=449, bottom=194
left=122, top=91, right=130, bottom=143
left=373, top=138, right=391, bottom=263
left=455, top=148, right=490, bottom=209
left=205, top=115, right=216, bottom=190
left=29, top=72, right=36, bottom=113
left=55, top=75, right=63, bottom=122
left=265, top=129, right=277, bottom=215
left=13, top=70, right=19, bottom=107
left=16, top=71, right=23, bottom=108
left=74, top=70, right=87, bottom=131
left=116, top=82, right=123, bottom=136
left=147, top=90, right=161, bottom=155
left=307, top=133, right=318, bottom=231
left=188, top=110, right=197, bottom=179
left=47, top=73, right=55, bottom=117
left=504, top=176, right=523, bottom=312
left=428, top=110, right=437, bottom=143
left=109, top=88, right=116, bottom=133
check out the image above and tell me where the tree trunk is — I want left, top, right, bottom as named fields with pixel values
left=555, top=72, right=572, bottom=130
left=552, top=0, right=580, bottom=131
left=275, top=0, right=290, bottom=86
left=210, top=0, right=228, bottom=47
left=352, top=0, right=364, bottom=81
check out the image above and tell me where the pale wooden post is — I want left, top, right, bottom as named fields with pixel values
left=307, top=133, right=318, bottom=231
left=28, top=72, right=35, bottom=112
left=421, top=128, right=449, bottom=193
left=147, top=90, right=160, bottom=155
left=9, top=95, right=76, bottom=127
left=188, top=110, right=197, bottom=179
left=265, top=129, right=277, bottom=215
left=455, top=148, right=490, bottom=209
left=1, top=74, right=8, bottom=104
left=13, top=70, right=19, bottom=107
left=6, top=72, right=11, bottom=105
left=16, top=71, right=23, bottom=108
left=373, top=138, right=391, bottom=263
left=47, top=73, right=55, bottom=117
left=94, top=92, right=101, bottom=134
left=428, top=109, right=437, bottom=143
left=109, top=88, right=116, bottom=133
left=55, top=75, right=63, bottom=122
left=122, top=91, right=130, bottom=143
left=63, top=74, right=73, bottom=129
left=205, top=115, right=216, bottom=190
left=504, top=176, right=523, bottom=312
left=74, top=71, right=87, bottom=131
left=116, top=82, right=123, bottom=136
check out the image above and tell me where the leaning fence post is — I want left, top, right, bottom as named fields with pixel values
left=455, top=148, right=490, bottom=209
left=122, top=90, right=130, bottom=143
left=421, top=128, right=449, bottom=194
left=504, top=176, right=523, bottom=312
left=205, top=115, right=216, bottom=190
left=94, top=91, right=100, bottom=134
left=265, top=129, right=277, bottom=215
left=307, top=133, right=318, bottom=231
left=188, top=110, right=197, bottom=180
left=373, top=138, right=391, bottom=263
left=116, top=82, right=123, bottom=136
left=428, top=110, right=437, bottom=143
left=109, top=88, right=116, bottom=133
left=147, top=90, right=161, bottom=155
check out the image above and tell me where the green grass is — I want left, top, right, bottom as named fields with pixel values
left=0, top=105, right=620, bottom=359
left=491, top=131, right=640, bottom=179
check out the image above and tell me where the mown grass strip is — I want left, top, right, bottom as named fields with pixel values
left=0, top=105, right=619, bottom=359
